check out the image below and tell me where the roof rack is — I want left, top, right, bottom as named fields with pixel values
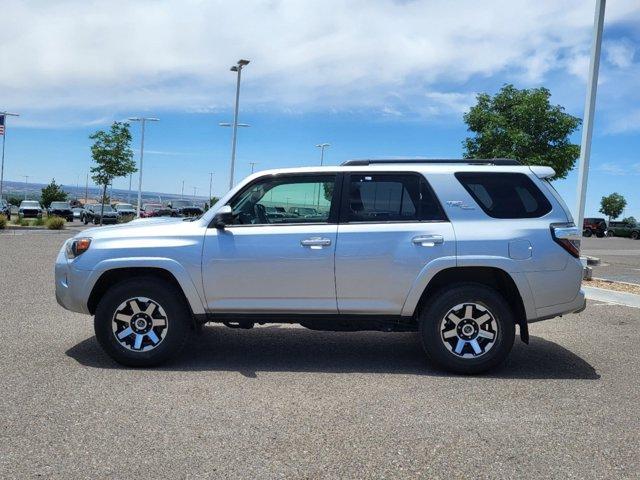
left=340, top=158, right=521, bottom=166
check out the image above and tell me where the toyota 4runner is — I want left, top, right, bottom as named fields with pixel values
left=55, top=159, right=585, bottom=373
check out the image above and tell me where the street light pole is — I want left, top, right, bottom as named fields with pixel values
left=192, top=186, right=197, bottom=202
left=227, top=59, right=250, bottom=191
left=0, top=111, right=20, bottom=199
left=129, top=117, right=159, bottom=217
left=575, top=0, right=606, bottom=236
left=316, top=143, right=330, bottom=205
left=181, top=180, right=185, bottom=199
left=23, top=175, right=29, bottom=200
left=249, top=162, right=257, bottom=173
left=316, top=143, right=330, bottom=166
left=208, top=172, right=214, bottom=202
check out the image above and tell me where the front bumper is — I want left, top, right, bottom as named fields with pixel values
left=55, top=244, right=92, bottom=315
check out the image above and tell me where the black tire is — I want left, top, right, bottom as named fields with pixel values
left=419, top=283, right=515, bottom=374
left=93, top=217, right=99, bottom=225
left=94, top=277, right=191, bottom=367
left=632, top=231, right=639, bottom=240
left=83, top=216, right=89, bottom=225
left=583, top=229, right=592, bottom=237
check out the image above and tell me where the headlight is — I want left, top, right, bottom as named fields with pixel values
left=66, top=237, right=92, bottom=258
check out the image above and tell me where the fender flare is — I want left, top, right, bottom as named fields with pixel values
left=83, top=257, right=206, bottom=315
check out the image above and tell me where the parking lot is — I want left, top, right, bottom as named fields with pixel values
left=1, top=231, right=639, bottom=478
left=582, top=236, right=640, bottom=285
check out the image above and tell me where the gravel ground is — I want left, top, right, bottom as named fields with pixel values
left=582, top=236, right=640, bottom=285
left=1, top=233, right=639, bottom=479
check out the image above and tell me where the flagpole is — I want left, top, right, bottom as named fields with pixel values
left=0, top=111, right=20, bottom=199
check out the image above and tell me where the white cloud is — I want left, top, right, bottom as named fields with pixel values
left=606, top=109, right=640, bottom=134
left=1, top=0, right=639, bottom=121
left=605, top=39, right=636, bottom=68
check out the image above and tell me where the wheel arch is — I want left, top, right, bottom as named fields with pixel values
left=406, top=266, right=532, bottom=343
left=87, top=266, right=204, bottom=322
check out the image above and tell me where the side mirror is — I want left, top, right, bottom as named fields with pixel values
left=212, top=205, right=234, bottom=229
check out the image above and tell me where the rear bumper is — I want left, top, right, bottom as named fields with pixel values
left=528, top=288, right=586, bottom=323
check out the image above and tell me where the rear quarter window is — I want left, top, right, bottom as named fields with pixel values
left=455, top=172, right=552, bottom=219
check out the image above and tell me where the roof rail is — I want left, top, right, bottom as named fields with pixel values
left=340, top=158, right=521, bottom=166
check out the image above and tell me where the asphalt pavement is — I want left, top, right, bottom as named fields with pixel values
left=582, top=236, right=640, bottom=284
left=1, top=232, right=639, bottom=478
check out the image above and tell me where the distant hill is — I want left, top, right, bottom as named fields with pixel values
left=1, top=179, right=212, bottom=206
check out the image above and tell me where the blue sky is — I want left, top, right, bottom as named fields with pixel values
left=2, top=0, right=639, bottom=218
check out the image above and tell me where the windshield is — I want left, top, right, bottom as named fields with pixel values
left=50, top=202, right=70, bottom=209
left=145, top=204, right=162, bottom=211
left=97, top=205, right=114, bottom=212
left=116, top=204, right=133, bottom=209
left=21, top=201, right=40, bottom=207
left=171, top=200, right=191, bottom=208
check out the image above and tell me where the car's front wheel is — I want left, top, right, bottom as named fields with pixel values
left=419, top=283, right=515, bottom=374
left=94, top=277, right=191, bottom=367
left=583, top=229, right=592, bottom=237
left=632, top=231, right=639, bottom=240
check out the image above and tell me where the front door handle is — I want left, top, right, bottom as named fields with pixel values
left=412, top=235, right=444, bottom=246
left=301, top=237, right=332, bottom=249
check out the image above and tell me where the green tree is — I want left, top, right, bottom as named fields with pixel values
left=622, top=216, right=637, bottom=225
left=463, top=84, right=581, bottom=179
left=599, top=193, right=627, bottom=221
left=40, top=179, right=68, bottom=208
left=7, top=195, right=22, bottom=206
left=89, top=122, right=136, bottom=224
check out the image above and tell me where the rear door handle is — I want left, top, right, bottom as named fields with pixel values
left=412, top=235, right=444, bottom=246
left=300, top=237, right=332, bottom=248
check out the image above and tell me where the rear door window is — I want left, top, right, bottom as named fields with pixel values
left=455, top=172, right=551, bottom=219
left=343, top=173, right=446, bottom=222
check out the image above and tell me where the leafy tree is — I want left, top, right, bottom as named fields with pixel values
left=89, top=122, right=136, bottom=224
left=599, top=193, right=627, bottom=221
left=463, top=84, right=581, bottom=179
left=621, top=216, right=637, bottom=225
left=206, top=196, right=220, bottom=209
left=40, top=179, right=68, bottom=208
left=7, top=195, right=22, bottom=206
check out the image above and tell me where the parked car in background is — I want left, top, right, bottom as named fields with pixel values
left=56, top=159, right=585, bottom=373
left=82, top=204, right=118, bottom=225
left=47, top=201, right=74, bottom=221
left=608, top=220, right=640, bottom=239
left=114, top=203, right=136, bottom=217
left=72, top=207, right=84, bottom=220
left=167, top=199, right=203, bottom=217
left=583, top=217, right=607, bottom=237
left=140, top=203, right=173, bottom=218
left=0, top=199, right=11, bottom=218
left=18, top=200, right=43, bottom=219
left=289, top=206, right=319, bottom=217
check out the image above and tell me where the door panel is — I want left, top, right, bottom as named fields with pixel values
left=202, top=225, right=338, bottom=313
left=335, top=222, right=455, bottom=314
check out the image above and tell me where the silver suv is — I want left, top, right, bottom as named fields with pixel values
left=55, top=159, right=585, bottom=373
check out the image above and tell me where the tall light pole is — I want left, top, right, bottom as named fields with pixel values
left=316, top=143, right=330, bottom=166
left=208, top=172, right=214, bottom=203
left=227, top=59, right=250, bottom=191
left=128, top=117, right=159, bottom=217
left=192, top=186, right=198, bottom=202
left=181, top=180, right=185, bottom=198
left=575, top=0, right=606, bottom=236
left=249, top=162, right=258, bottom=173
left=316, top=143, right=330, bottom=205
left=22, top=175, right=28, bottom=200
left=0, top=111, right=20, bottom=199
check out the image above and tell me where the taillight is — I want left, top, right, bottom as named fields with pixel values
left=550, top=224, right=580, bottom=258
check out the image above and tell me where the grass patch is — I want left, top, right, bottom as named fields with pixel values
left=0, top=214, right=7, bottom=229
left=33, top=216, right=45, bottom=226
left=46, top=216, right=66, bottom=230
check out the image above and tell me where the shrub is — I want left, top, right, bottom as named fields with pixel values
left=0, top=214, right=6, bottom=229
left=19, top=218, right=30, bottom=227
left=117, top=213, right=135, bottom=224
left=33, top=216, right=45, bottom=226
left=46, top=216, right=66, bottom=230
left=13, top=216, right=22, bottom=225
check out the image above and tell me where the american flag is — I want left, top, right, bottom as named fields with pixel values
left=0, top=115, right=5, bottom=136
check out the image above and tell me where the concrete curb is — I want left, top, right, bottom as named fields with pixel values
left=583, top=286, right=640, bottom=309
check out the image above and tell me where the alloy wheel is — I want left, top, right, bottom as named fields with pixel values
left=111, top=297, right=169, bottom=352
left=440, top=303, right=498, bottom=359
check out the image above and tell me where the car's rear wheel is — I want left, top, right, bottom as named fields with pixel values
left=632, top=231, right=639, bottom=240
left=583, top=229, right=592, bottom=237
left=419, top=283, right=515, bottom=374
left=94, top=277, right=191, bottom=367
